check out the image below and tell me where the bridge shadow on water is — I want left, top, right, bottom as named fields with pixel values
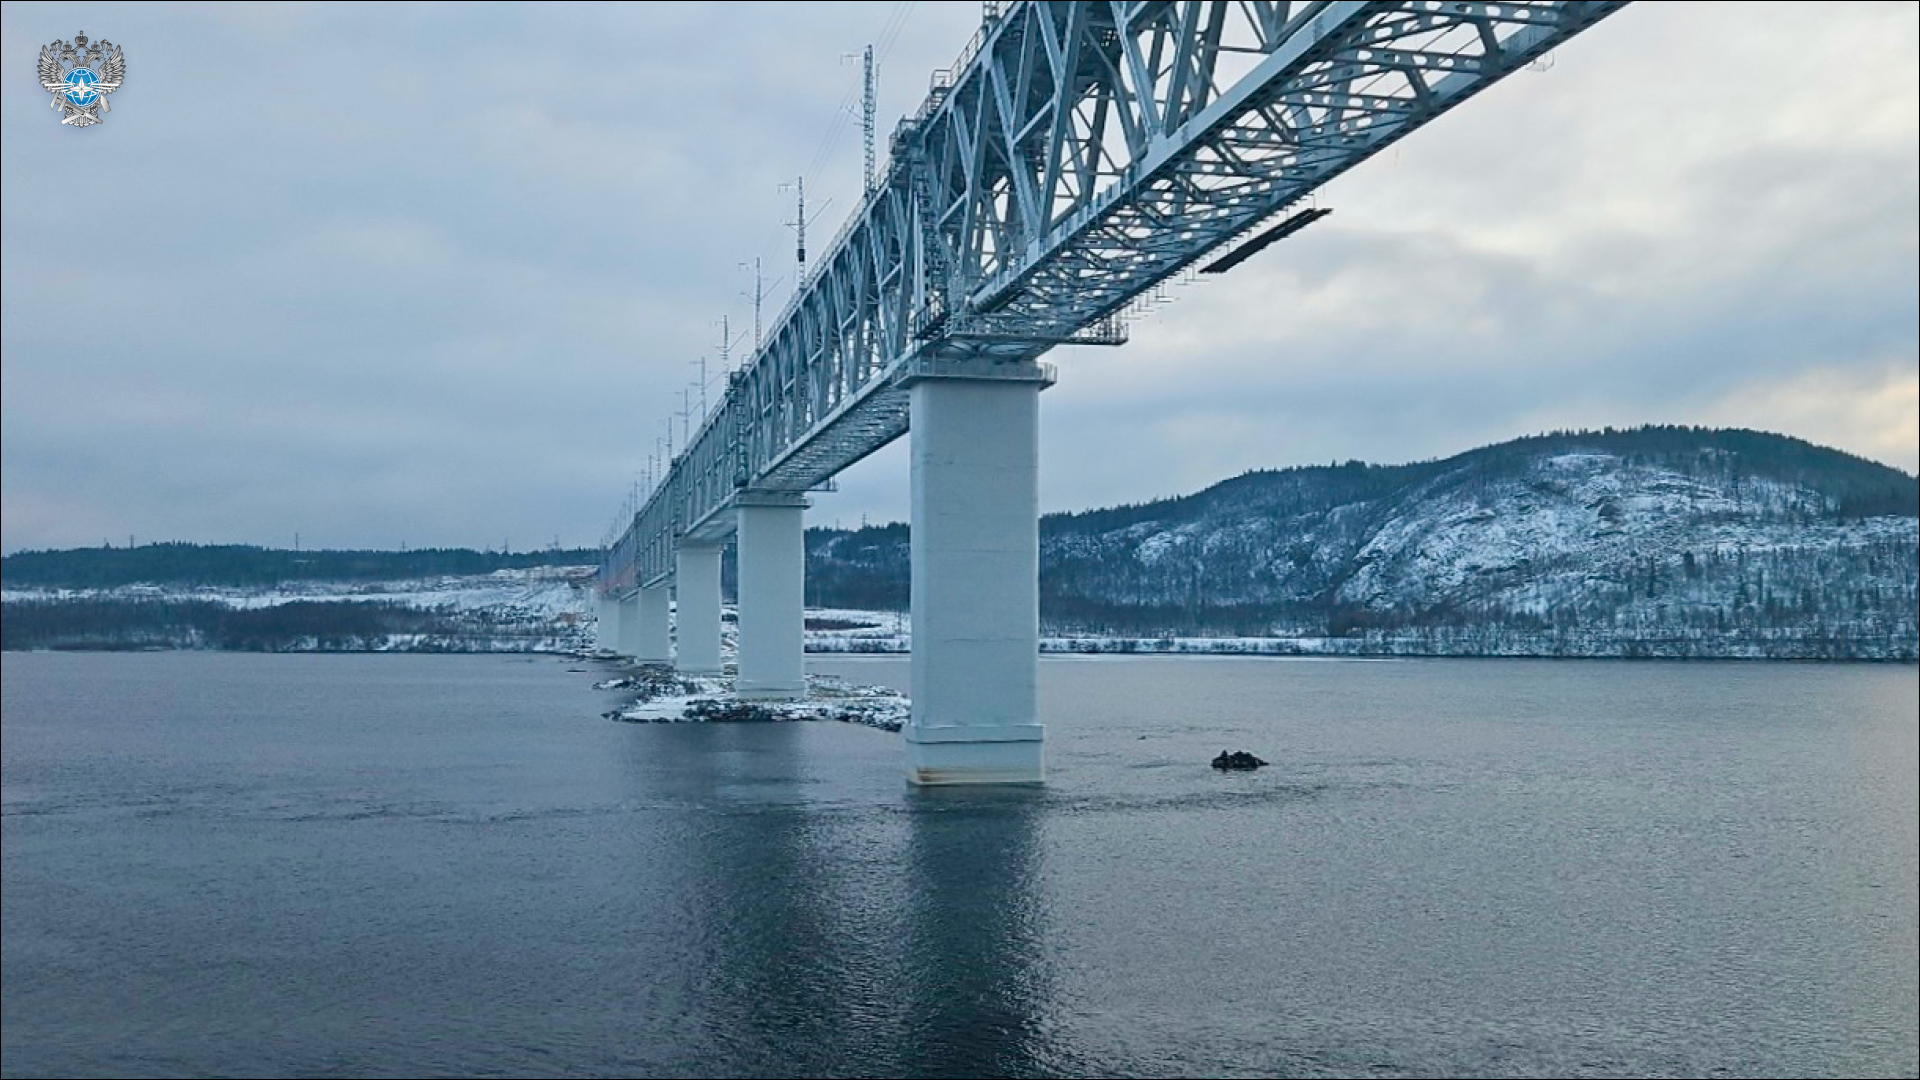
left=611, top=721, right=1080, bottom=1078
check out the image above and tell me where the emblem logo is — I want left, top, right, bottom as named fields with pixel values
left=38, top=31, right=125, bottom=128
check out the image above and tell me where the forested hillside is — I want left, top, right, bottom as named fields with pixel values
left=807, top=426, right=1918, bottom=657
left=7, top=427, right=1914, bottom=658
left=0, top=544, right=597, bottom=589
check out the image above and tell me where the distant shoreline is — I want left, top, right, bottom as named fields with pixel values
left=799, top=621, right=1918, bottom=663
left=814, top=639, right=1920, bottom=663
left=6, top=641, right=1912, bottom=663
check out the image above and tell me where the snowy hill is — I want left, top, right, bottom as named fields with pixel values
left=5, top=428, right=1913, bottom=658
left=808, top=427, right=1918, bottom=659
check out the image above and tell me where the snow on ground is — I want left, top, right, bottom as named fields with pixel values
left=3, top=567, right=599, bottom=652
left=2, top=565, right=594, bottom=616
left=803, top=608, right=910, bottom=652
left=801, top=608, right=1915, bottom=660
left=596, top=662, right=909, bottom=731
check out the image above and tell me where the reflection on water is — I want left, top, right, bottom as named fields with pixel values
left=609, top=720, right=1062, bottom=1078
left=897, top=787, right=1061, bottom=1079
left=651, top=721, right=892, bottom=1077
left=2, top=652, right=1915, bottom=1078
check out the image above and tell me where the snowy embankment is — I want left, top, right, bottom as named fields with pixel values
left=595, top=663, right=910, bottom=731
left=804, top=610, right=1917, bottom=660
left=1, top=566, right=597, bottom=653
left=10, top=566, right=1911, bottom=660
left=0, top=564, right=590, bottom=611
left=591, top=621, right=909, bottom=730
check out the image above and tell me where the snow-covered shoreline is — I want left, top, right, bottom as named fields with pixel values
left=800, top=612, right=1917, bottom=661
left=805, top=633, right=1920, bottom=661
left=5, top=570, right=1913, bottom=660
left=0, top=564, right=591, bottom=613
left=1, top=566, right=598, bottom=654
left=593, top=662, right=910, bottom=730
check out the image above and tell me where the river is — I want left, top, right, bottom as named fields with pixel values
left=3, top=652, right=1914, bottom=1078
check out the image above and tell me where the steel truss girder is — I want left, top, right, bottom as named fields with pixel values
left=602, top=0, right=1627, bottom=592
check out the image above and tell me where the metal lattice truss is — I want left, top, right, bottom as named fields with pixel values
left=603, top=0, right=1627, bottom=593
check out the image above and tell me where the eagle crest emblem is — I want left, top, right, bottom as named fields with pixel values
left=38, top=31, right=125, bottom=128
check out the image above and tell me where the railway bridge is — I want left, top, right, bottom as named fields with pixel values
left=596, top=0, right=1629, bottom=783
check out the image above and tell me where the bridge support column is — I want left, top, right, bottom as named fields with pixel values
left=674, top=544, right=724, bottom=675
left=904, top=371, right=1049, bottom=785
left=735, top=494, right=809, bottom=699
left=615, top=593, right=641, bottom=657
left=635, top=583, right=672, bottom=663
left=594, top=594, right=616, bottom=652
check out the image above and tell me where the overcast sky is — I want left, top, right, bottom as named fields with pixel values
left=3, top=2, right=1914, bottom=554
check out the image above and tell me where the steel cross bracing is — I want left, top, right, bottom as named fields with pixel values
left=602, top=0, right=1627, bottom=593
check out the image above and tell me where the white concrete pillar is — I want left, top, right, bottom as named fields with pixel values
left=594, top=595, right=615, bottom=651
left=736, top=495, right=808, bottom=699
left=674, top=544, right=724, bottom=675
left=635, top=583, right=672, bottom=663
left=905, top=376, right=1045, bottom=784
left=616, top=593, right=642, bottom=658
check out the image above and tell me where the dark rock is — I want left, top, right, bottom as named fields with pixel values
left=614, top=665, right=702, bottom=703
left=684, top=698, right=780, bottom=723
left=1211, top=749, right=1268, bottom=770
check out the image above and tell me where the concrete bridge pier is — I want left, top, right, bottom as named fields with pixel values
left=615, top=592, right=642, bottom=658
left=674, top=544, right=724, bottom=675
left=594, top=594, right=616, bottom=652
left=635, top=582, right=672, bottom=663
left=735, top=493, right=809, bottom=699
left=903, top=365, right=1052, bottom=785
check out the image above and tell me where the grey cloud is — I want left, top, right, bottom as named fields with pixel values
left=3, top=2, right=1912, bottom=552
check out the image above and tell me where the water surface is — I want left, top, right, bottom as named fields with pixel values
left=4, top=652, right=1914, bottom=1077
